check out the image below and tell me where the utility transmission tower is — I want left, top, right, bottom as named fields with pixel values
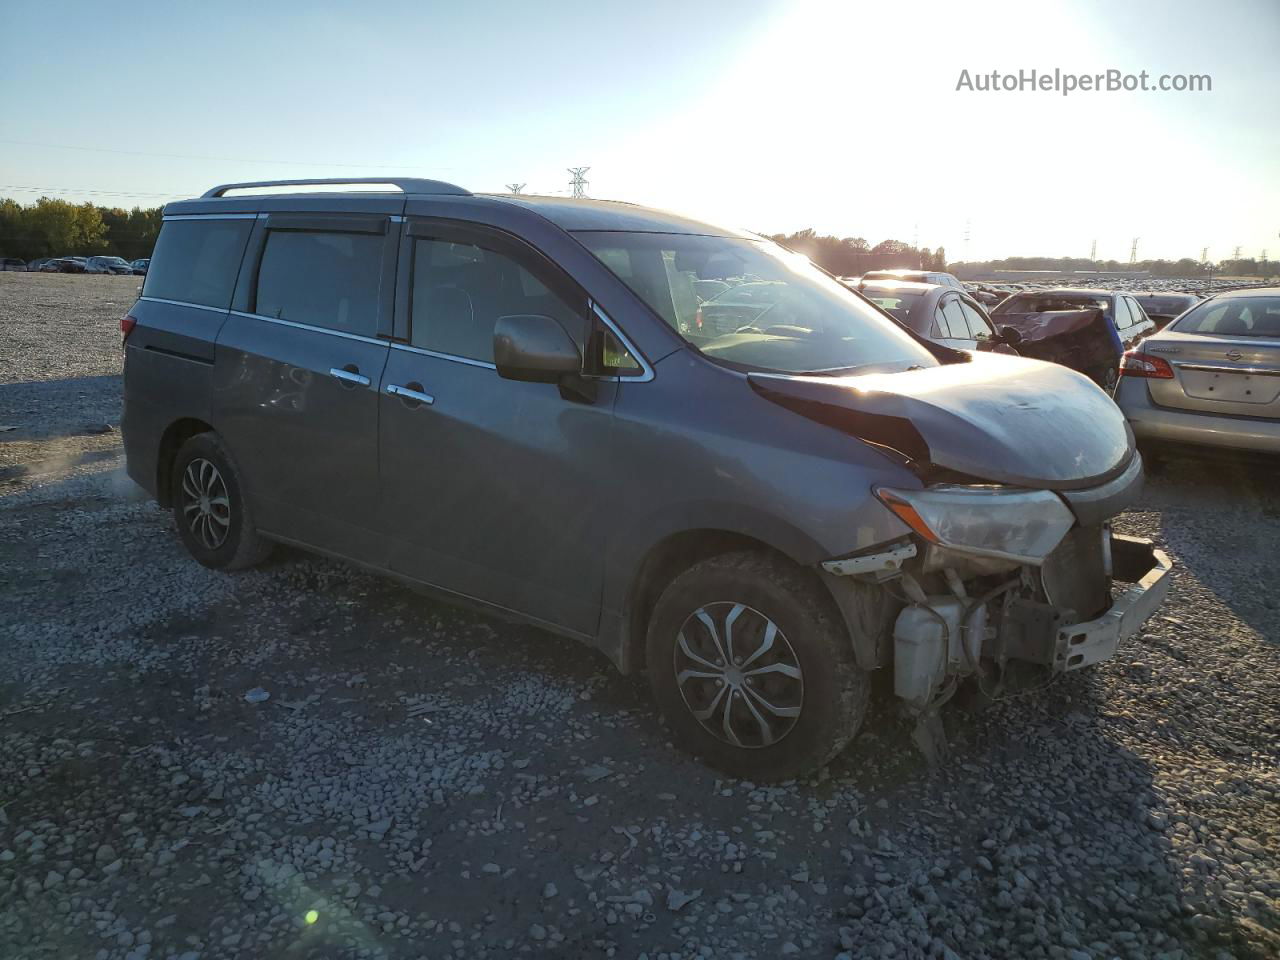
left=963, top=219, right=971, bottom=257
left=567, top=167, right=590, bottom=199
left=1129, top=237, right=1139, bottom=265
left=505, top=183, right=526, bottom=194
left=1200, top=246, right=1208, bottom=263
left=1233, top=246, right=1242, bottom=259
left=1090, top=239, right=1097, bottom=261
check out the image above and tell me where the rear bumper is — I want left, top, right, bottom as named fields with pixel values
left=1116, top=376, right=1280, bottom=454
left=1053, top=535, right=1172, bottom=671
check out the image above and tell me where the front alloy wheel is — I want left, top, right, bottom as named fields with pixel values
left=674, top=602, right=804, bottom=749
left=646, top=551, right=869, bottom=781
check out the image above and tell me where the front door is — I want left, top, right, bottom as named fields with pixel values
left=376, top=220, right=627, bottom=636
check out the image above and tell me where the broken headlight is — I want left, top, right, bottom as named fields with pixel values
left=875, top=485, right=1074, bottom=565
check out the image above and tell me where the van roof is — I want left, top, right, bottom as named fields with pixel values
left=168, top=178, right=751, bottom=239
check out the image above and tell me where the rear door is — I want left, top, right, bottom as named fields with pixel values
left=376, top=218, right=629, bottom=636
left=1147, top=297, right=1280, bottom=419
left=213, top=211, right=397, bottom=561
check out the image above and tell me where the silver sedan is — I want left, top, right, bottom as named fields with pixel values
left=1114, top=288, right=1280, bottom=454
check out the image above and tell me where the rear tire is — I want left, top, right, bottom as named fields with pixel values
left=170, top=432, right=272, bottom=571
left=645, top=551, right=869, bottom=781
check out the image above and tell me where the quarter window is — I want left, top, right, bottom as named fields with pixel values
left=255, top=230, right=383, bottom=336
left=143, top=219, right=252, bottom=309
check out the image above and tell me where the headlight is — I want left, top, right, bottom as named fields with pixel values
left=876, top=485, right=1074, bottom=565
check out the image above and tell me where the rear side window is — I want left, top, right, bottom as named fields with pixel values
left=958, top=300, right=992, bottom=339
left=255, top=231, right=383, bottom=336
left=143, top=219, right=252, bottom=308
left=939, top=298, right=969, bottom=338
left=409, top=237, right=586, bottom=364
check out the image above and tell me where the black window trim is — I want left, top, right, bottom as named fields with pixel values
left=398, top=217, right=652, bottom=380
left=235, top=214, right=398, bottom=339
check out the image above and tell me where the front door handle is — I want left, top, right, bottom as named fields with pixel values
left=330, top=366, right=371, bottom=387
left=387, top=382, right=435, bottom=406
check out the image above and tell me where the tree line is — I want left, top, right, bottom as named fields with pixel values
left=767, top=229, right=947, bottom=276
left=0, top=197, right=162, bottom=262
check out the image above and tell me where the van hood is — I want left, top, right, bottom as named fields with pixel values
left=748, top=353, right=1134, bottom=491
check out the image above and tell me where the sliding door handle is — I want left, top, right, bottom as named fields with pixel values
left=387, top=382, right=435, bottom=406
left=330, top=366, right=371, bottom=387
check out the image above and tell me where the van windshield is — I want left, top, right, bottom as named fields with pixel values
left=575, top=232, right=938, bottom=375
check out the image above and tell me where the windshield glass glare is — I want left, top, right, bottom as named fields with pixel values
left=575, top=231, right=938, bottom=375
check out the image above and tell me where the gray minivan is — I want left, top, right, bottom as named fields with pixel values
left=122, top=178, right=1172, bottom=780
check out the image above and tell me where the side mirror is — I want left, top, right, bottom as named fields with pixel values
left=998, top=326, right=1023, bottom=348
left=494, top=314, right=581, bottom=383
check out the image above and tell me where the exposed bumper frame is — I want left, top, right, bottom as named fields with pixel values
left=1053, top=535, right=1172, bottom=671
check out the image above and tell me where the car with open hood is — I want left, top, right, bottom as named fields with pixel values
left=121, top=178, right=1171, bottom=780
left=991, top=288, right=1155, bottom=390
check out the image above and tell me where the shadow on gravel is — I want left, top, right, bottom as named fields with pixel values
left=0, top=374, right=122, bottom=438
left=1144, top=451, right=1280, bottom=642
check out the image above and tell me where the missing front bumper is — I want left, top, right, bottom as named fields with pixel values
left=1053, top=535, right=1172, bottom=671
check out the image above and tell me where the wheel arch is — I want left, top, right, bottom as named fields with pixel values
left=155, top=417, right=216, bottom=507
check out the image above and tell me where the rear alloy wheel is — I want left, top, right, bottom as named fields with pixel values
left=647, top=551, right=869, bottom=780
left=171, top=432, right=272, bottom=571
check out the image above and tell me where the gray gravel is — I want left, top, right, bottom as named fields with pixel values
left=1, top=272, right=1278, bottom=959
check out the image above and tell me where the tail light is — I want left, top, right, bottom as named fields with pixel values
left=120, top=314, right=137, bottom=342
left=1119, top=349, right=1174, bottom=379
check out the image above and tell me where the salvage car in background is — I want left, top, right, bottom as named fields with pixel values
left=859, top=279, right=1017, bottom=353
left=1132, top=291, right=1200, bottom=330
left=1115, top=288, right=1280, bottom=455
left=130, top=258, right=150, bottom=275
left=860, top=268, right=965, bottom=290
left=86, top=255, right=134, bottom=275
left=991, top=288, right=1154, bottom=389
left=122, top=177, right=1172, bottom=780
left=1, top=257, right=27, bottom=271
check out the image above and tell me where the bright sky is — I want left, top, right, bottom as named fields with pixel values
left=2, top=0, right=1277, bottom=262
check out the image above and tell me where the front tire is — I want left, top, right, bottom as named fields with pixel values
left=646, top=551, right=869, bottom=781
left=170, top=432, right=272, bottom=571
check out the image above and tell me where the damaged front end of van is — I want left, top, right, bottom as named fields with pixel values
left=752, top=353, right=1173, bottom=758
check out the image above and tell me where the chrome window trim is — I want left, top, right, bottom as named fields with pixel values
left=228, top=310, right=385, bottom=346
left=137, top=296, right=229, bottom=315
left=390, top=342, right=497, bottom=370
left=161, top=213, right=260, bottom=221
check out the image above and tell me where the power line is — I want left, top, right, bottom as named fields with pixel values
left=567, top=167, right=590, bottom=199
left=0, top=183, right=194, bottom=199
left=0, top=138, right=461, bottom=172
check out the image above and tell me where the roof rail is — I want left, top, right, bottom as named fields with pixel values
left=200, top=177, right=471, bottom=198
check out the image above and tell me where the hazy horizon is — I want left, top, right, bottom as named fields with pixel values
left=2, top=0, right=1277, bottom=263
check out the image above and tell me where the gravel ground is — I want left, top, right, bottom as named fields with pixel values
left=1, top=272, right=1277, bottom=960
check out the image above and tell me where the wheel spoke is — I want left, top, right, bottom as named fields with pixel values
left=721, top=691, right=742, bottom=746
left=676, top=668, right=722, bottom=686
left=181, top=471, right=199, bottom=499
left=691, top=683, right=728, bottom=722
left=745, top=661, right=802, bottom=680
left=208, top=511, right=230, bottom=529
left=743, top=682, right=801, bottom=718
left=694, top=608, right=730, bottom=665
left=722, top=603, right=745, bottom=664
left=677, top=630, right=720, bottom=671
left=182, top=501, right=202, bottom=515
left=738, top=687, right=776, bottom=746
left=740, top=620, right=777, bottom=669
